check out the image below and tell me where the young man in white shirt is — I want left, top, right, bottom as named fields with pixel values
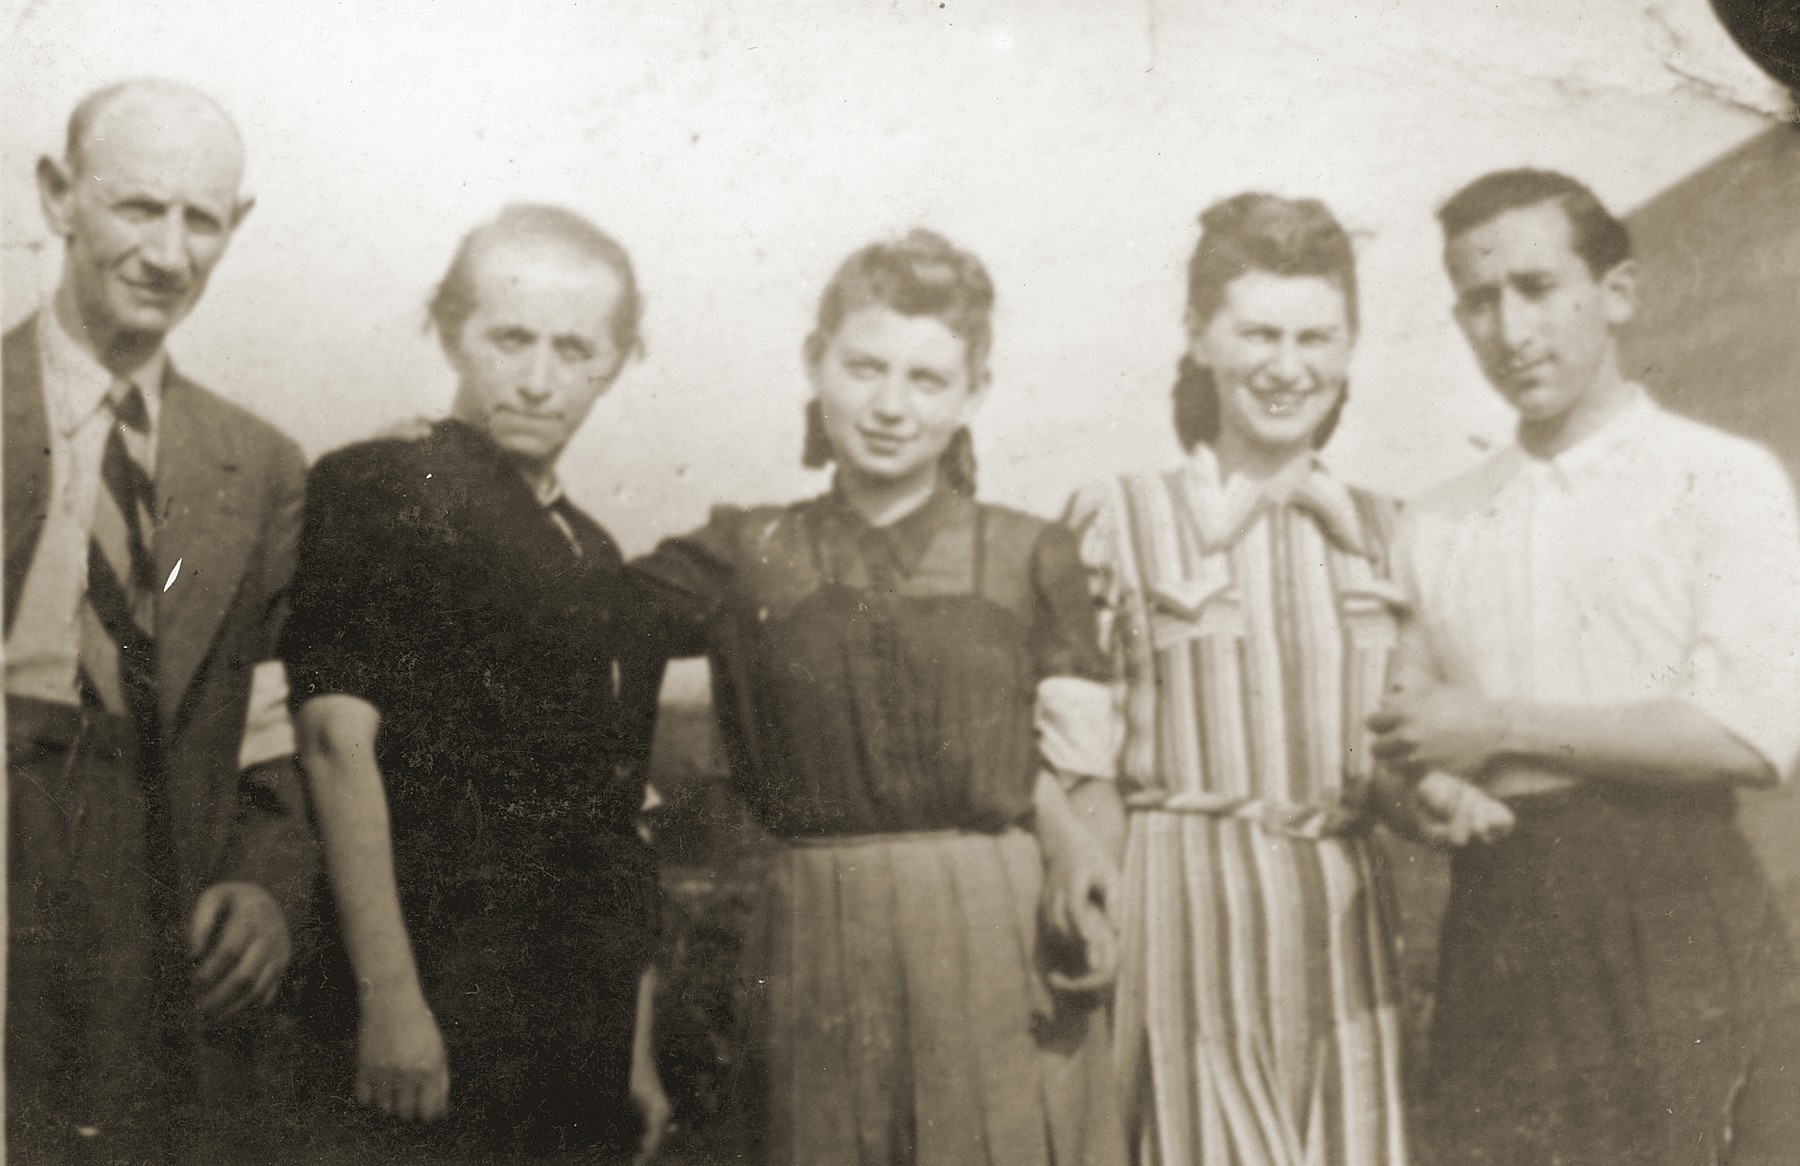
left=1371, top=168, right=1800, bottom=1165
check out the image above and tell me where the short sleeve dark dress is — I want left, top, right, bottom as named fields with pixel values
left=278, top=421, right=660, bottom=1156
left=633, top=484, right=1125, bottom=1166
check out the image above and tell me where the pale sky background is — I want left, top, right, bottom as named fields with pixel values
left=3, top=0, right=1788, bottom=696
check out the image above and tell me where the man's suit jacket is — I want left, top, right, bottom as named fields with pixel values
left=3, top=314, right=316, bottom=930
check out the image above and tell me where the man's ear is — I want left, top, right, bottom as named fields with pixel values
left=1599, top=258, right=1638, bottom=328
left=230, top=194, right=256, bottom=232
left=36, top=155, right=75, bottom=236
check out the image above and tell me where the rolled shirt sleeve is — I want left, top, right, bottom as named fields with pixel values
left=1035, top=675, right=1122, bottom=782
left=1676, top=445, right=1800, bottom=781
left=1052, top=480, right=1144, bottom=784
left=1025, top=518, right=1121, bottom=783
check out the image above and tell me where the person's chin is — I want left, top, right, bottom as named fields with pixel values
left=495, top=432, right=559, bottom=462
left=103, top=301, right=180, bottom=338
left=842, top=450, right=926, bottom=483
left=113, top=285, right=191, bottom=330
left=1506, top=383, right=1569, bottom=421
left=1248, top=412, right=1324, bottom=447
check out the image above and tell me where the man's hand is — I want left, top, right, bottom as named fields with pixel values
left=357, top=995, right=450, bottom=1123
left=1368, top=682, right=1511, bottom=780
left=630, top=1039, right=672, bottom=1165
left=188, top=881, right=293, bottom=1024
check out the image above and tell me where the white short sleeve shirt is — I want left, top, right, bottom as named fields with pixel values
left=1397, top=387, right=1800, bottom=781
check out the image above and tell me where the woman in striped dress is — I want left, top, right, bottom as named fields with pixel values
left=1067, top=194, right=1410, bottom=1166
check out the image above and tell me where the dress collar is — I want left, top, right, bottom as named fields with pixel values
left=820, top=477, right=969, bottom=578
left=434, top=418, right=565, bottom=506
left=1184, top=444, right=1370, bottom=557
left=532, top=470, right=566, bottom=507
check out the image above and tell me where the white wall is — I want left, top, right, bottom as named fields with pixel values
left=4, top=0, right=1784, bottom=549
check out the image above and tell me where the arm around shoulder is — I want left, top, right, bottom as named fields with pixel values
left=626, top=503, right=761, bottom=659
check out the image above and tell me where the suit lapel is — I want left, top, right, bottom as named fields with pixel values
left=3, top=317, right=52, bottom=636
left=155, top=370, right=253, bottom=728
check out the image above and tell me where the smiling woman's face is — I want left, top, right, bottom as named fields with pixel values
left=446, top=240, right=627, bottom=466
left=808, top=304, right=983, bottom=493
left=1189, top=269, right=1352, bottom=459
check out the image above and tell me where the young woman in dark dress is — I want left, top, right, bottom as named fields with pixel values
left=632, top=229, right=1127, bottom=1166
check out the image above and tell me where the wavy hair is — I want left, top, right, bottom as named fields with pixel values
left=802, top=228, right=994, bottom=494
left=1436, top=168, right=1630, bottom=279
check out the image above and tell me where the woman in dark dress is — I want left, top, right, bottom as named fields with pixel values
left=280, top=206, right=667, bottom=1162
left=632, top=229, right=1126, bottom=1166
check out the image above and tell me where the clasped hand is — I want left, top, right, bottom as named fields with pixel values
left=1041, top=836, right=1119, bottom=995
left=1368, top=682, right=1516, bottom=847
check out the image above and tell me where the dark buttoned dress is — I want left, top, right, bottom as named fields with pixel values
left=633, top=485, right=1126, bottom=1166
left=279, top=421, right=660, bottom=1159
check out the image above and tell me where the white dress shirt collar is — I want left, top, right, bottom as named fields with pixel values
left=37, top=309, right=166, bottom=439
left=1499, top=383, right=1655, bottom=487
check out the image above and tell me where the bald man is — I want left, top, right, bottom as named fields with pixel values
left=5, top=80, right=315, bottom=1160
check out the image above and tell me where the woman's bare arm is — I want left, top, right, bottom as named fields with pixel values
left=296, top=694, right=449, bottom=1122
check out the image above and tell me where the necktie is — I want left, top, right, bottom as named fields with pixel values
left=78, top=381, right=159, bottom=734
left=79, top=382, right=186, bottom=1056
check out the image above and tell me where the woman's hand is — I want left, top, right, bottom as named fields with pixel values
left=1047, top=895, right=1119, bottom=996
left=356, top=994, right=449, bottom=1123
left=1413, top=771, right=1515, bottom=848
left=629, top=965, right=673, bottom=1163
left=1034, top=771, right=1123, bottom=994
left=1040, top=826, right=1121, bottom=994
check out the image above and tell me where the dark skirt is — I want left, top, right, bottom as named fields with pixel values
left=1421, top=782, right=1800, bottom=1166
left=290, top=830, right=661, bottom=1162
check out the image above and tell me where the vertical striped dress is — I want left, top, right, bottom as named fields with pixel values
left=1067, top=449, right=1408, bottom=1166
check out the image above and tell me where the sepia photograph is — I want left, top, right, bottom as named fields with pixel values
left=4, top=0, right=1800, bottom=1162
